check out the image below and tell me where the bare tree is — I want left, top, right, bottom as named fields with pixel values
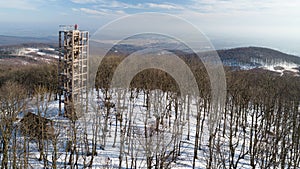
left=0, top=82, right=26, bottom=169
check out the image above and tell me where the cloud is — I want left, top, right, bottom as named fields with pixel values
left=188, top=0, right=300, bottom=14
left=70, top=0, right=98, bottom=4
left=71, top=0, right=183, bottom=10
left=70, top=0, right=300, bottom=26
left=72, top=7, right=127, bottom=16
left=71, top=0, right=142, bottom=9
left=80, top=8, right=107, bottom=15
left=0, top=0, right=37, bottom=10
left=178, top=0, right=300, bottom=40
left=96, top=1, right=185, bottom=10
left=95, top=1, right=143, bottom=9
left=73, top=8, right=107, bottom=15
left=146, top=3, right=183, bottom=10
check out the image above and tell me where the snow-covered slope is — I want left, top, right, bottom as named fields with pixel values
left=0, top=47, right=58, bottom=65
left=6, top=88, right=297, bottom=168
left=219, top=47, right=300, bottom=75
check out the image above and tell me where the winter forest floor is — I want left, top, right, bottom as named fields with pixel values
left=1, top=87, right=299, bottom=169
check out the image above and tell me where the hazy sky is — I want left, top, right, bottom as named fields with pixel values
left=0, top=0, right=299, bottom=54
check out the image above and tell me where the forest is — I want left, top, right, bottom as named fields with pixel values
left=0, top=50, right=299, bottom=168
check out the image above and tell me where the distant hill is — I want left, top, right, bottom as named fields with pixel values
left=0, top=35, right=56, bottom=46
left=0, top=35, right=58, bottom=65
left=0, top=45, right=58, bottom=66
left=1, top=35, right=300, bottom=75
left=106, top=44, right=300, bottom=75
left=216, top=47, right=300, bottom=75
left=218, top=47, right=300, bottom=66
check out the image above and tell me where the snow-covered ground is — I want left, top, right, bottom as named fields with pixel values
left=15, top=47, right=59, bottom=62
left=0, top=47, right=58, bottom=65
left=251, top=58, right=300, bottom=75
left=17, top=47, right=58, bottom=58
left=1, top=88, right=298, bottom=168
left=227, top=57, right=300, bottom=75
left=260, top=62, right=299, bottom=75
left=1, top=90, right=210, bottom=168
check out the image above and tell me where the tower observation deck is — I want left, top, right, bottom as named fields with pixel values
left=58, top=24, right=89, bottom=119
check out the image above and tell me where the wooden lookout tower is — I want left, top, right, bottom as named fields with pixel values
left=58, top=24, right=89, bottom=119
